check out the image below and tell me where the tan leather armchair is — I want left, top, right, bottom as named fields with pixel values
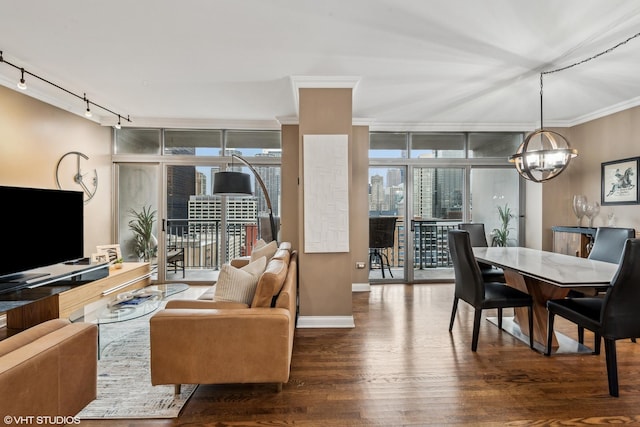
left=0, top=319, right=97, bottom=420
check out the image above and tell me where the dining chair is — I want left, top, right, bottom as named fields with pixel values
left=545, top=238, right=640, bottom=397
left=447, top=229, right=533, bottom=352
left=588, top=227, right=636, bottom=263
left=573, top=226, right=636, bottom=344
left=457, top=223, right=505, bottom=283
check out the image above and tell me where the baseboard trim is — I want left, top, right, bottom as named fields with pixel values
left=296, top=316, right=355, bottom=328
left=352, top=282, right=371, bottom=292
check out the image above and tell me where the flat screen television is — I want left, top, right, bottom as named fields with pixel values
left=0, top=185, right=84, bottom=281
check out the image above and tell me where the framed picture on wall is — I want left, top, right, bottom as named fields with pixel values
left=601, top=157, right=640, bottom=205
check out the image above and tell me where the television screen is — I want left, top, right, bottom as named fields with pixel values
left=0, top=186, right=84, bottom=280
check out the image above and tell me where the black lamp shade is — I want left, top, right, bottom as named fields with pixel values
left=213, top=171, right=252, bottom=195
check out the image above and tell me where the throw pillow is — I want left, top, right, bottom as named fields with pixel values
left=242, top=256, right=267, bottom=276
left=214, top=257, right=266, bottom=305
left=250, top=240, right=277, bottom=262
left=254, top=238, right=266, bottom=249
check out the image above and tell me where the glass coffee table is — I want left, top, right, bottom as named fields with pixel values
left=79, top=283, right=189, bottom=357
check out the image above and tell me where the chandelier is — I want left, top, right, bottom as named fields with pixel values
left=510, top=32, right=640, bottom=183
left=509, top=73, right=577, bottom=182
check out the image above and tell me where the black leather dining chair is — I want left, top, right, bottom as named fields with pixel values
left=447, top=229, right=533, bottom=352
left=457, top=223, right=505, bottom=283
left=545, top=238, right=640, bottom=397
left=573, top=226, right=635, bottom=344
left=588, top=227, right=636, bottom=263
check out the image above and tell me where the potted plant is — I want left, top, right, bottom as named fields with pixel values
left=112, top=257, right=124, bottom=269
left=128, top=205, right=157, bottom=262
left=491, top=204, right=515, bottom=247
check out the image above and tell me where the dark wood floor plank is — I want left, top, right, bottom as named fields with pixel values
left=77, top=283, right=640, bottom=426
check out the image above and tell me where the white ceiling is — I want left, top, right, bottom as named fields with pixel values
left=1, top=0, right=640, bottom=131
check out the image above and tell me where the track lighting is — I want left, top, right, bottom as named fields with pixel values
left=84, top=95, right=92, bottom=117
left=0, top=49, right=130, bottom=125
left=17, top=68, right=26, bottom=90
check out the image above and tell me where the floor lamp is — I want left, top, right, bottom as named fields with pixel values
left=212, top=154, right=277, bottom=243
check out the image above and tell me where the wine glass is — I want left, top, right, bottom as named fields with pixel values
left=572, top=195, right=587, bottom=227
left=584, top=201, right=600, bottom=228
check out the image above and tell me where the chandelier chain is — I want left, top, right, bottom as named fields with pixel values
left=543, top=31, right=640, bottom=76
left=538, top=31, right=640, bottom=130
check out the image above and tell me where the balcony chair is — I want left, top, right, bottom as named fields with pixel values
left=167, top=246, right=185, bottom=278
left=457, top=223, right=505, bottom=283
left=545, top=238, right=640, bottom=397
left=447, top=229, right=533, bottom=352
left=369, top=217, right=397, bottom=279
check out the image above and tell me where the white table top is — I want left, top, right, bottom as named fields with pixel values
left=473, top=247, right=619, bottom=287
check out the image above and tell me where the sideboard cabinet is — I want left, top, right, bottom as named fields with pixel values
left=551, top=226, right=596, bottom=258
left=5, top=262, right=150, bottom=332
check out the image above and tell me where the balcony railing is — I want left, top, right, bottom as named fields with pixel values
left=164, top=218, right=459, bottom=276
left=369, top=217, right=459, bottom=271
left=166, top=219, right=260, bottom=271
left=411, top=220, right=459, bottom=268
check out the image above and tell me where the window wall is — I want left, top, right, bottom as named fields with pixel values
left=113, top=128, right=281, bottom=283
left=369, top=131, right=524, bottom=283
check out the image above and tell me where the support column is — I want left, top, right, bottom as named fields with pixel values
left=295, top=83, right=356, bottom=328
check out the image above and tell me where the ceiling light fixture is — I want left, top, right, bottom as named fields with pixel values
left=509, top=32, right=640, bottom=183
left=17, top=67, right=26, bottom=90
left=509, top=73, right=577, bottom=183
left=84, top=94, right=92, bottom=117
left=115, top=115, right=122, bottom=129
left=0, top=50, right=131, bottom=126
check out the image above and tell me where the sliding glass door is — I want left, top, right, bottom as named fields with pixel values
left=369, top=131, right=524, bottom=284
left=368, top=166, right=406, bottom=282
left=411, top=167, right=464, bottom=281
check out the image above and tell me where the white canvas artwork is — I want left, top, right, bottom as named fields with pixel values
left=303, top=134, right=350, bottom=253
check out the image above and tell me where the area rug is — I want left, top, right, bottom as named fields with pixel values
left=78, top=308, right=197, bottom=419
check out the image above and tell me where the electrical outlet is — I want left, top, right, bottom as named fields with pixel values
left=356, top=262, right=366, bottom=269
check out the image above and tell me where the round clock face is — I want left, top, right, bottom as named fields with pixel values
left=55, top=151, right=98, bottom=203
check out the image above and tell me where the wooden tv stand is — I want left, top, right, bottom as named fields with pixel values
left=5, top=262, right=150, bottom=332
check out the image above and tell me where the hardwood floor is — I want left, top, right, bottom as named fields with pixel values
left=78, top=283, right=640, bottom=426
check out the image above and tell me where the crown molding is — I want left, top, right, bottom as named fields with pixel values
left=369, top=121, right=538, bottom=133
left=5, top=69, right=639, bottom=132
left=290, top=75, right=361, bottom=117
left=565, top=96, right=640, bottom=127
left=276, top=115, right=299, bottom=126
left=105, top=116, right=282, bottom=130
left=290, top=75, right=361, bottom=90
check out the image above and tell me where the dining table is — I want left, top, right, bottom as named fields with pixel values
left=472, top=246, right=619, bottom=353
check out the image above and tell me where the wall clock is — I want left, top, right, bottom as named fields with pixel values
left=55, top=151, right=98, bottom=203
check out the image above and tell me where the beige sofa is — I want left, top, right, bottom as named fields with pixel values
left=0, top=319, right=97, bottom=420
left=150, top=243, right=297, bottom=393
